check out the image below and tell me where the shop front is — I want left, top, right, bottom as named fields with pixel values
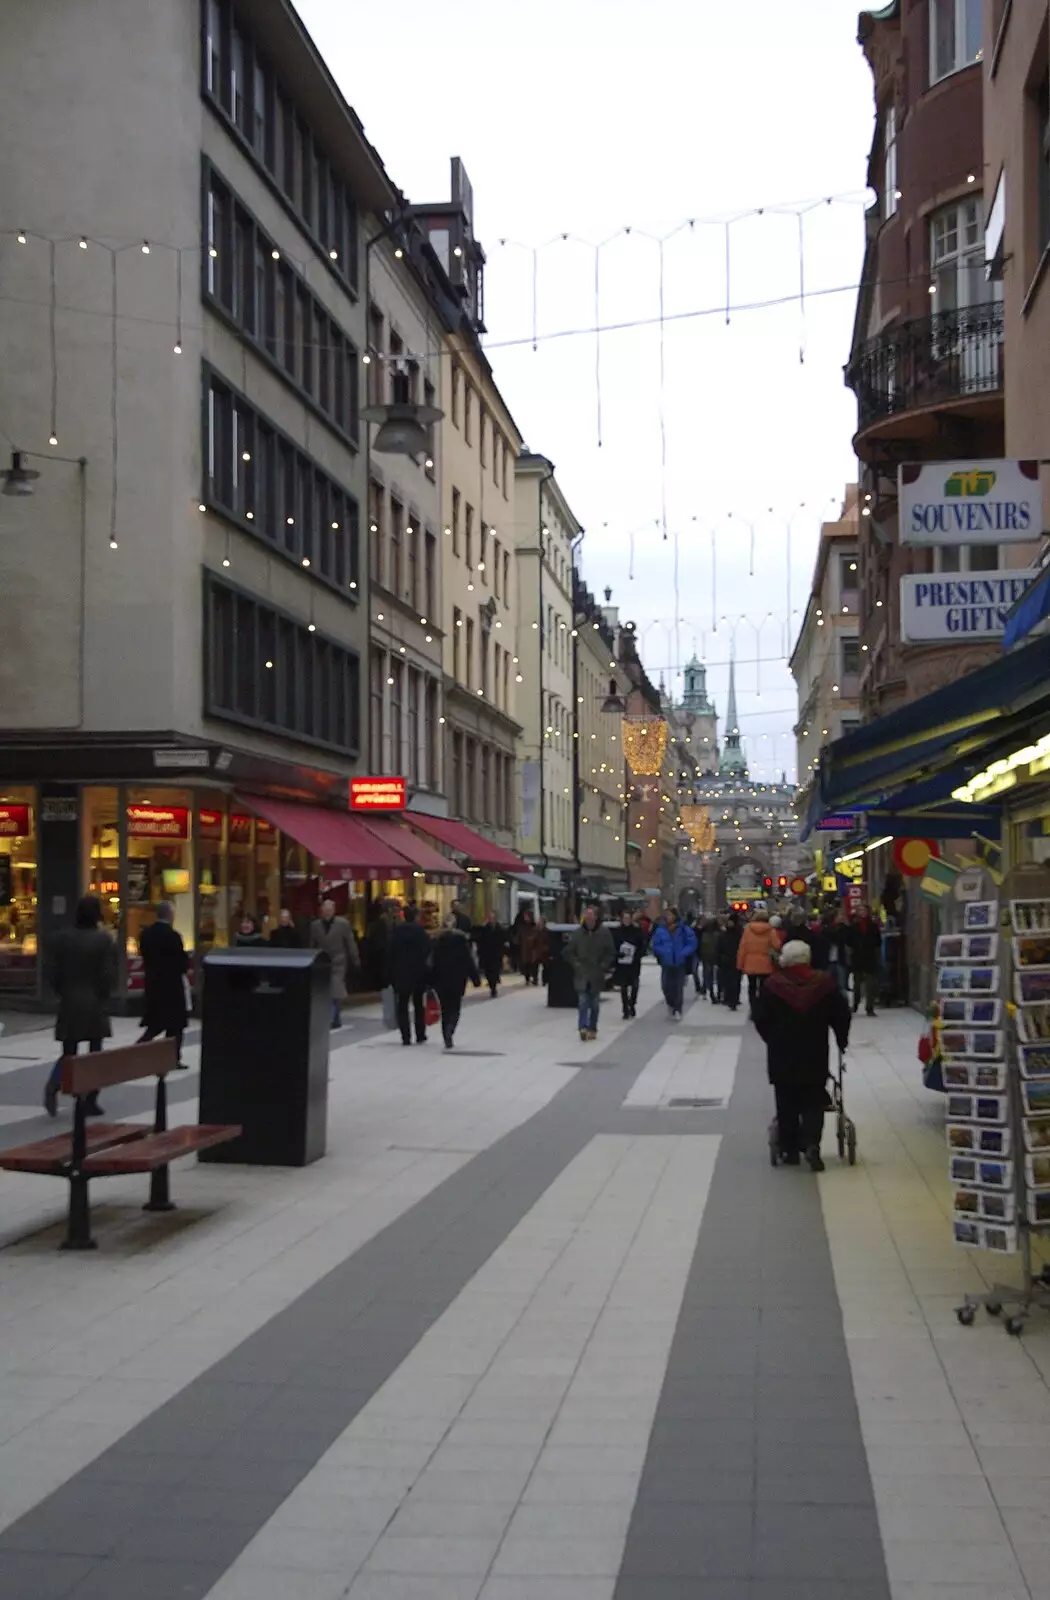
left=401, top=811, right=532, bottom=924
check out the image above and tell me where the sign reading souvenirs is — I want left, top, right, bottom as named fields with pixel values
left=815, top=814, right=859, bottom=833
left=350, top=777, right=407, bottom=812
left=900, top=571, right=1036, bottom=642
left=899, top=460, right=1039, bottom=546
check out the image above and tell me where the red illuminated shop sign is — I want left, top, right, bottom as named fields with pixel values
left=127, top=806, right=189, bottom=840
left=0, top=805, right=31, bottom=838
left=199, top=810, right=276, bottom=843
left=350, top=777, right=406, bottom=812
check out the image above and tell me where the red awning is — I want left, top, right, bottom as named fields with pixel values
left=239, top=797, right=417, bottom=878
left=364, top=818, right=467, bottom=883
left=403, top=813, right=531, bottom=874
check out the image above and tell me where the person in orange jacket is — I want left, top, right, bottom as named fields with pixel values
left=736, top=907, right=783, bottom=1019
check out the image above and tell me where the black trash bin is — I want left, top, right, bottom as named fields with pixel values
left=543, top=924, right=580, bottom=1009
left=198, top=948, right=330, bottom=1166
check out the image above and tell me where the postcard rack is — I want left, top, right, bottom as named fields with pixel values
left=954, top=897, right=1050, bottom=1335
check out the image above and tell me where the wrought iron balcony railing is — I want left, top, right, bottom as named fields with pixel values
left=846, top=301, right=1004, bottom=433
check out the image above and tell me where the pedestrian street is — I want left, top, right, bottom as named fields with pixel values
left=0, top=974, right=1049, bottom=1597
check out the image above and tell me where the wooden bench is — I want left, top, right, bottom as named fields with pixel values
left=0, top=1039, right=240, bottom=1251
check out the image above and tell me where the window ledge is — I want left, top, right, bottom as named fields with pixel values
left=1022, top=242, right=1050, bottom=318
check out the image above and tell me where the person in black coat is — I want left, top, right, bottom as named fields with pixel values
left=234, top=913, right=267, bottom=948
left=473, top=912, right=507, bottom=998
left=268, top=908, right=301, bottom=948
left=612, top=911, right=646, bottom=1019
left=717, top=915, right=744, bottom=1012
left=431, top=915, right=481, bottom=1048
left=138, top=901, right=190, bottom=1068
left=753, top=939, right=851, bottom=1171
left=44, top=895, right=117, bottom=1118
left=387, top=905, right=433, bottom=1045
left=847, top=906, right=883, bottom=1016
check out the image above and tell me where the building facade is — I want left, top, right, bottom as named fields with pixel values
left=791, top=489, right=863, bottom=795
left=412, top=163, right=524, bottom=889
left=573, top=577, right=629, bottom=903
left=615, top=627, right=680, bottom=908
left=848, top=0, right=1034, bottom=718
left=513, top=454, right=580, bottom=909
left=0, top=0, right=412, bottom=1001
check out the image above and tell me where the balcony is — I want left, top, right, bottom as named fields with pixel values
left=847, top=303, right=1004, bottom=453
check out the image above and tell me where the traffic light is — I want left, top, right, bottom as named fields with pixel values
left=778, top=876, right=788, bottom=892
left=763, top=876, right=773, bottom=892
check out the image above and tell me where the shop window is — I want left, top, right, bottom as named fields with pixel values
left=125, top=789, right=196, bottom=991
left=81, top=787, right=121, bottom=939
left=227, top=809, right=280, bottom=931
left=0, top=789, right=38, bottom=994
left=197, top=800, right=229, bottom=955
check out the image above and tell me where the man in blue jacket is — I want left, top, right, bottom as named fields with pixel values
left=651, top=909, right=698, bottom=1020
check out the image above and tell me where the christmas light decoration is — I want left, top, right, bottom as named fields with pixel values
left=622, top=717, right=668, bottom=776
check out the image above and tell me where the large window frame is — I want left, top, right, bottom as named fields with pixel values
left=200, top=0, right=359, bottom=294
left=204, top=571, right=360, bottom=756
left=883, top=105, right=899, bottom=220
left=203, top=366, right=360, bottom=597
left=929, top=0, right=983, bottom=86
left=203, top=163, right=359, bottom=446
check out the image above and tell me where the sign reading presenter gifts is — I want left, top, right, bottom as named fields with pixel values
left=900, top=571, right=1036, bottom=641
left=899, top=460, right=1040, bottom=546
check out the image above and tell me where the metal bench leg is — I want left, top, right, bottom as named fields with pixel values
left=144, top=1075, right=175, bottom=1213
left=61, top=1174, right=97, bottom=1251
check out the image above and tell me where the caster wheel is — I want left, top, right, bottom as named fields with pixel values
left=1006, top=1317, right=1025, bottom=1337
left=837, top=1132, right=846, bottom=1160
left=956, top=1305, right=976, bottom=1327
left=847, top=1134, right=857, bottom=1167
left=986, top=1301, right=1002, bottom=1318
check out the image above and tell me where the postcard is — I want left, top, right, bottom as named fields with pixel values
left=964, top=901, right=998, bottom=931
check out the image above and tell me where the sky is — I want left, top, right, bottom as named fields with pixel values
left=299, top=0, right=876, bottom=783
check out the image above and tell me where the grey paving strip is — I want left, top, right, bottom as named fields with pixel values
left=613, top=1023, right=893, bottom=1600
left=0, top=997, right=698, bottom=1600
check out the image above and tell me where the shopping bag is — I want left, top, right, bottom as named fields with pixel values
left=922, top=1053, right=945, bottom=1093
left=381, top=985, right=397, bottom=1030
left=424, top=990, right=441, bottom=1027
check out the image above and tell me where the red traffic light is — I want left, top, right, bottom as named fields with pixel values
left=763, top=877, right=773, bottom=891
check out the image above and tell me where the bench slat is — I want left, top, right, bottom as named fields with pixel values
left=61, top=1039, right=179, bottom=1097
left=81, top=1124, right=241, bottom=1175
left=0, top=1125, right=151, bottom=1174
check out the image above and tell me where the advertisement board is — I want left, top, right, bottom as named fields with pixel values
left=899, top=571, right=1036, bottom=642
left=350, top=777, right=406, bottom=812
left=899, top=460, right=1039, bottom=546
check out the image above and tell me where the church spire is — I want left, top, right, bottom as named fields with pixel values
left=725, top=653, right=739, bottom=739
left=718, top=650, right=747, bottom=777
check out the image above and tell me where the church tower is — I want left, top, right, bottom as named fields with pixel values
left=672, top=655, right=718, bottom=775
left=718, top=653, right=747, bottom=778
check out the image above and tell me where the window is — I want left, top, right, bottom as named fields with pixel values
left=930, top=198, right=990, bottom=311
left=367, top=305, right=384, bottom=406
left=389, top=499, right=403, bottom=598
left=424, top=380, right=437, bottom=478
left=480, top=523, right=489, bottom=585
left=424, top=532, right=436, bottom=620
left=451, top=487, right=461, bottom=557
left=840, top=554, right=860, bottom=595
left=205, top=573, right=360, bottom=753
left=502, top=441, right=510, bottom=499
left=368, top=481, right=383, bottom=585
left=203, top=166, right=359, bottom=443
left=936, top=545, right=1003, bottom=572
left=481, top=746, right=491, bottom=824
left=465, top=504, right=474, bottom=571
left=479, top=408, right=487, bottom=468
left=493, top=538, right=501, bottom=598
left=464, top=384, right=473, bottom=445
left=425, top=678, right=439, bottom=791
left=929, top=0, right=983, bottom=85
left=841, top=637, right=861, bottom=677
left=390, top=662, right=404, bottom=775
left=204, top=369, right=360, bottom=595
left=407, top=669, right=421, bottom=787
left=503, top=550, right=510, bottom=606
left=452, top=608, right=462, bottom=682
left=407, top=517, right=418, bottom=609
left=883, top=105, right=899, bottom=220
left=503, top=651, right=510, bottom=708
left=201, top=0, right=359, bottom=291
left=1033, top=70, right=1050, bottom=266
left=451, top=363, right=461, bottom=427
left=465, top=618, right=475, bottom=689
left=480, top=632, right=490, bottom=700
left=493, top=643, right=502, bottom=708
left=369, top=648, right=385, bottom=770
left=493, top=428, right=500, bottom=487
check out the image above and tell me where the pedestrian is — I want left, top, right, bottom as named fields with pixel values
left=137, top=901, right=190, bottom=1069
left=519, top=908, right=543, bottom=987
left=825, top=909, right=851, bottom=997
left=753, top=938, right=851, bottom=1172
left=387, top=904, right=433, bottom=1045
left=737, top=907, right=782, bottom=1018
left=309, top=898, right=361, bottom=1029
left=473, top=911, right=507, bottom=997
left=234, top=913, right=267, bottom=948
left=718, top=913, right=744, bottom=1011
left=565, top=906, right=616, bottom=1041
left=848, top=903, right=883, bottom=1017
left=651, top=908, right=698, bottom=1020
left=268, top=907, right=301, bottom=948
left=450, top=900, right=473, bottom=935
left=699, top=917, right=721, bottom=1002
left=44, top=895, right=116, bottom=1118
left=431, top=912, right=481, bottom=1048
left=613, top=909, right=646, bottom=1019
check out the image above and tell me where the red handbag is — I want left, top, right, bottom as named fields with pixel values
left=424, top=990, right=441, bottom=1027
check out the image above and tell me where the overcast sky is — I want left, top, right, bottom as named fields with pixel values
left=299, top=0, right=876, bottom=783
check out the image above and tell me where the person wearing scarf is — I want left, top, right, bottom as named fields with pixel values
left=753, top=939, right=851, bottom=1171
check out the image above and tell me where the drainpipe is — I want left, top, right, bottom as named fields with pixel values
left=536, top=464, right=554, bottom=882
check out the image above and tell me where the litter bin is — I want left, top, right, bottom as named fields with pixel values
left=543, top=924, right=580, bottom=1009
left=198, top=948, right=330, bottom=1166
